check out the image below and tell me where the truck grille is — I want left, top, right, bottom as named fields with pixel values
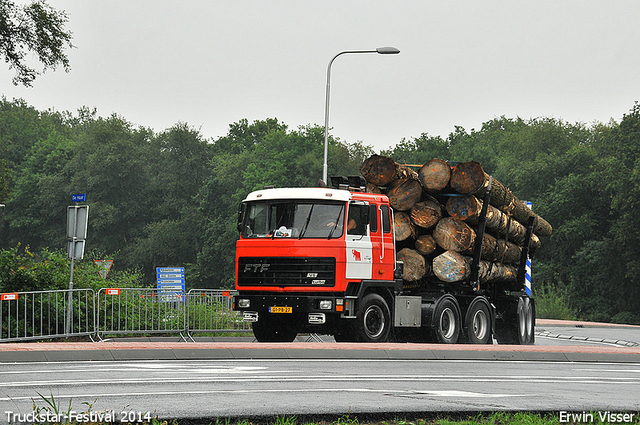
left=237, top=257, right=336, bottom=287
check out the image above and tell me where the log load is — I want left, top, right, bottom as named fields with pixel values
left=387, top=178, right=422, bottom=211
left=468, top=233, right=522, bottom=265
left=418, top=158, right=451, bottom=193
left=360, top=154, right=397, bottom=186
left=410, top=197, right=443, bottom=229
left=432, top=251, right=518, bottom=284
left=397, top=247, right=428, bottom=282
left=433, top=217, right=475, bottom=252
left=446, top=195, right=541, bottom=252
left=360, top=154, right=551, bottom=287
left=449, top=161, right=552, bottom=237
left=414, top=235, right=437, bottom=256
left=393, top=211, right=415, bottom=242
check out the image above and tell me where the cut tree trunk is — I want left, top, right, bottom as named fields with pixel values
left=360, top=154, right=397, bottom=186
left=410, top=197, right=443, bottom=229
left=445, top=195, right=483, bottom=223
left=432, top=251, right=517, bottom=283
left=433, top=217, right=476, bottom=252
left=397, top=248, right=427, bottom=282
left=418, top=158, right=451, bottom=193
left=468, top=233, right=521, bottom=265
left=393, top=211, right=415, bottom=241
left=446, top=195, right=542, bottom=252
left=449, top=161, right=552, bottom=237
left=387, top=178, right=423, bottom=211
left=414, top=234, right=437, bottom=256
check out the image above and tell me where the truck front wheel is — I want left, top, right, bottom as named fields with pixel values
left=355, top=293, right=391, bottom=342
left=252, top=316, right=298, bottom=342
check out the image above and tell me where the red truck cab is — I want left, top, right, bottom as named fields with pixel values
left=233, top=186, right=399, bottom=341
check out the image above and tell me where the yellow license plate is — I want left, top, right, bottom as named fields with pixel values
left=269, top=306, right=292, bottom=313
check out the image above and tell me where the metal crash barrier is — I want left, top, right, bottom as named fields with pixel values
left=0, top=289, right=95, bottom=342
left=1, top=288, right=250, bottom=342
left=96, top=287, right=190, bottom=340
left=186, top=289, right=252, bottom=336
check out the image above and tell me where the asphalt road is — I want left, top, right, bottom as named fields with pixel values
left=0, top=320, right=639, bottom=422
left=1, top=358, right=639, bottom=423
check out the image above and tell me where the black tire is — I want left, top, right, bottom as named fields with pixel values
left=516, top=296, right=536, bottom=345
left=355, top=293, right=391, bottom=342
left=522, top=297, right=535, bottom=344
left=252, top=317, right=298, bottom=342
left=433, top=296, right=461, bottom=344
left=464, top=297, right=492, bottom=344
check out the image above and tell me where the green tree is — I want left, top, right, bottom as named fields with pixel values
left=381, top=133, right=450, bottom=165
left=0, top=0, right=73, bottom=86
left=126, top=123, right=212, bottom=284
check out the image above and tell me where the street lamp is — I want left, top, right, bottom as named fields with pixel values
left=322, top=47, right=400, bottom=185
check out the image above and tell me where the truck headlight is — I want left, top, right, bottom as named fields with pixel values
left=238, top=299, right=250, bottom=308
left=319, top=300, right=332, bottom=310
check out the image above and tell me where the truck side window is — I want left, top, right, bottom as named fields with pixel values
left=369, top=204, right=378, bottom=233
left=381, top=205, right=391, bottom=233
left=347, top=204, right=368, bottom=236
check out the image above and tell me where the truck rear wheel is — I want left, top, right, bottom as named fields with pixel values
left=518, top=297, right=535, bottom=345
left=252, top=317, right=298, bottom=342
left=355, top=293, right=390, bottom=342
left=494, top=296, right=534, bottom=345
left=433, top=295, right=461, bottom=344
left=464, top=297, right=492, bottom=344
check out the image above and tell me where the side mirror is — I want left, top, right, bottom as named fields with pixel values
left=237, top=203, right=245, bottom=233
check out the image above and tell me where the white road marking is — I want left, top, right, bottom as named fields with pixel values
left=1, top=388, right=529, bottom=402
left=1, top=374, right=638, bottom=390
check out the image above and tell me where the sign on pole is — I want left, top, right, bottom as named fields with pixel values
left=72, top=194, right=86, bottom=202
left=68, top=240, right=85, bottom=260
left=157, top=267, right=185, bottom=302
left=67, top=205, right=89, bottom=240
left=94, top=260, right=114, bottom=278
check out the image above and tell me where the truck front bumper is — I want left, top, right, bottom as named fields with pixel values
left=233, top=293, right=354, bottom=325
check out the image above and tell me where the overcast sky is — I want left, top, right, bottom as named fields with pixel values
left=2, top=1, right=639, bottom=152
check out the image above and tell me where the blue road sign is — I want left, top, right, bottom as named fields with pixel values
left=157, top=267, right=185, bottom=301
left=72, top=194, right=86, bottom=202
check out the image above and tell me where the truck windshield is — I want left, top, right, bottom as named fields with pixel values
left=242, top=201, right=345, bottom=239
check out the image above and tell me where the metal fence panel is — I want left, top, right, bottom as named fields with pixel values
left=96, top=288, right=188, bottom=339
left=0, top=289, right=95, bottom=342
left=186, top=289, right=251, bottom=334
left=1, top=288, right=251, bottom=342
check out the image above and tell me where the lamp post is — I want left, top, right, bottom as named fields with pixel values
left=322, top=47, right=400, bottom=185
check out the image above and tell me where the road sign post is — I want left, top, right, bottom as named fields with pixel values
left=66, top=200, right=89, bottom=334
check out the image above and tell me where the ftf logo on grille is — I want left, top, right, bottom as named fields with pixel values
left=244, top=263, right=270, bottom=272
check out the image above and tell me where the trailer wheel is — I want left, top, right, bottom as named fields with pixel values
left=355, top=293, right=390, bottom=342
left=464, top=297, right=492, bottom=344
left=516, top=296, right=535, bottom=345
left=252, top=317, right=298, bottom=342
left=433, top=296, right=461, bottom=344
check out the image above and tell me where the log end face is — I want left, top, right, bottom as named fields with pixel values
left=433, top=251, right=468, bottom=282
left=450, top=161, right=486, bottom=195
left=360, top=154, right=397, bottom=186
left=418, top=158, right=451, bottom=192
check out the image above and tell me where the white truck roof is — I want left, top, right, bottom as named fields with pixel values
left=243, top=187, right=353, bottom=202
